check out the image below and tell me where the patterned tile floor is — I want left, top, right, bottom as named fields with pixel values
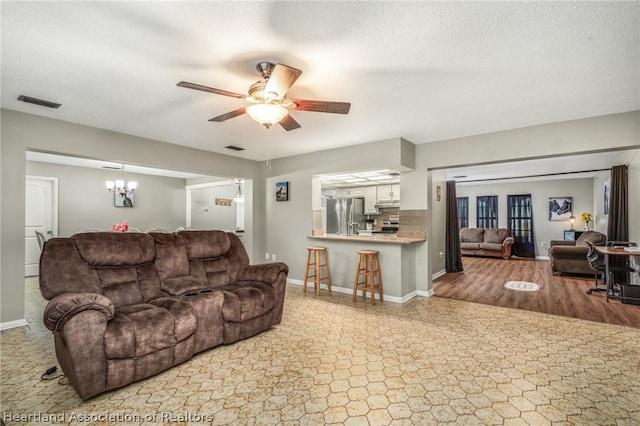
left=1, top=278, right=639, bottom=425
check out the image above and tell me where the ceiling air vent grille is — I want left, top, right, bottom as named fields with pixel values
left=225, top=145, right=245, bottom=151
left=18, top=95, right=61, bottom=109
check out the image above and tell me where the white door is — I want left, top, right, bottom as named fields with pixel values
left=25, top=177, right=57, bottom=276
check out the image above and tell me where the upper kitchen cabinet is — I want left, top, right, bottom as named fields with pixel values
left=376, top=184, right=400, bottom=203
left=336, top=187, right=365, bottom=198
left=364, top=186, right=378, bottom=214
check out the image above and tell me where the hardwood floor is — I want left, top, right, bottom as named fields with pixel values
left=433, top=256, right=640, bottom=328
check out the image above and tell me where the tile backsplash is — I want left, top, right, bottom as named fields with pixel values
left=398, top=209, right=427, bottom=239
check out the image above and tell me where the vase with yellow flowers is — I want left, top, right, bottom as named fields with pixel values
left=580, top=212, right=592, bottom=231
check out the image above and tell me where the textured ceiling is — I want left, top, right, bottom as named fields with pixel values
left=2, top=2, right=639, bottom=162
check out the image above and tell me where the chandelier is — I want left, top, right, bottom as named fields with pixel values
left=105, top=164, right=138, bottom=194
left=233, top=179, right=244, bottom=203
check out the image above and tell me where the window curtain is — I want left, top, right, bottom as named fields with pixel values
left=477, top=196, right=498, bottom=228
left=445, top=181, right=463, bottom=272
left=507, top=194, right=536, bottom=258
left=607, top=165, right=629, bottom=283
left=607, top=165, right=628, bottom=242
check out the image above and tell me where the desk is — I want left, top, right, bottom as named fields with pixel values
left=595, top=246, right=640, bottom=303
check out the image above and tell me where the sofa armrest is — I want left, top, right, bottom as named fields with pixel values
left=43, top=293, right=114, bottom=332
left=550, top=240, right=576, bottom=248
left=548, top=245, right=589, bottom=258
left=503, top=237, right=515, bottom=247
left=236, top=262, right=289, bottom=284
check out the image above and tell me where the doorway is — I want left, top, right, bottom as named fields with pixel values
left=25, top=176, right=58, bottom=276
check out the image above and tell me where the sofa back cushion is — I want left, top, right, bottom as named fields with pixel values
left=180, top=230, right=249, bottom=288
left=150, top=232, right=190, bottom=280
left=484, top=228, right=511, bottom=244
left=460, top=228, right=484, bottom=243
left=576, top=231, right=606, bottom=247
left=40, top=233, right=163, bottom=307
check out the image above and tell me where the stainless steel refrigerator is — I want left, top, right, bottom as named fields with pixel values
left=326, top=198, right=366, bottom=235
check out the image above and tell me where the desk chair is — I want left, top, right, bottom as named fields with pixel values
left=585, top=241, right=607, bottom=295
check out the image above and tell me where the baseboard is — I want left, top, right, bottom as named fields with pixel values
left=287, top=278, right=406, bottom=304
left=432, top=269, right=446, bottom=280
left=0, top=319, right=29, bottom=331
left=536, top=256, right=550, bottom=260
left=416, top=289, right=435, bottom=297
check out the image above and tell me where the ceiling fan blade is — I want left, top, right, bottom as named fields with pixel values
left=177, top=81, right=246, bottom=99
left=264, top=64, right=302, bottom=98
left=209, top=107, right=246, bottom=122
left=291, top=99, right=351, bottom=114
left=279, top=114, right=301, bottom=131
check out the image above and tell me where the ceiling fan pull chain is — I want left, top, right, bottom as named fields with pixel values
left=265, top=127, right=272, bottom=173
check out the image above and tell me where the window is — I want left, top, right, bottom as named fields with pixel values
left=477, top=196, right=498, bottom=228
left=457, top=197, right=469, bottom=229
left=507, top=194, right=535, bottom=258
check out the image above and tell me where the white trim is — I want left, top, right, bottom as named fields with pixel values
left=432, top=269, right=447, bottom=280
left=0, top=319, right=29, bottom=331
left=536, top=255, right=550, bottom=260
left=416, top=289, right=435, bottom=297
left=185, top=180, right=235, bottom=190
left=287, top=278, right=406, bottom=304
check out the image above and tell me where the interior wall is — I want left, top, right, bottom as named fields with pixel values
left=429, top=170, right=447, bottom=274
left=190, top=183, right=240, bottom=231
left=26, top=161, right=187, bottom=235
left=1, top=109, right=264, bottom=325
left=456, top=177, right=594, bottom=256
left=628, top=150, right=640, bottom=245
left=592, top=170, right=611, bottom=234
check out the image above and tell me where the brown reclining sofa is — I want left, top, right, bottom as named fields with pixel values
left=39, top=230, right=288, bottom=400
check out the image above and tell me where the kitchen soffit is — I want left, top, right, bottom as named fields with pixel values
left=320, top=170, right=400, bottom=188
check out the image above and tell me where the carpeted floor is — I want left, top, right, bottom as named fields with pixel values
left=1, top=277, right=639, bottom=425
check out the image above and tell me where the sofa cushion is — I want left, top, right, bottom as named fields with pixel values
left=180, top=230, right=231, bottom=260
left=161, top=276, right=209, bottom=296
left=460, top=242, right=481, bottom=250
left=484, top=228, right=511, bottom=244
left=218, top=283, right=277, bottom=322
left=150, top=232, right=190, bottom=280
left=104, top=299, right=196, bottom=359
left=480, top=242, right=505, bottom=251
left=576, top=231, right=606, bottom=247
left=460, top=228, right=484, bottom=243
left=72, top=232, right=155, bottom=267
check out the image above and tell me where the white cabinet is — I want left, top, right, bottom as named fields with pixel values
left=364, top=186, right=378, bottom=214
left=336, top=188, right=364, bottom=197
left=376, top=184, right=400, bottom=203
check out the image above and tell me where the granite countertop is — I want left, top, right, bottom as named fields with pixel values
left=308, top=234, right=425, bottom=245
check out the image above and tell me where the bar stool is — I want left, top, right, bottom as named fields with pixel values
left=304, top=247, right=332, bottom=295
left=352, top=250, right=383, bottom=305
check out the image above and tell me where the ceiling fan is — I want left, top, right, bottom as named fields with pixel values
left=178, top=62, right=351, bottom=131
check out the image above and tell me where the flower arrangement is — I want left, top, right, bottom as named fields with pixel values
left=580, top=213, right=592, bottom=231
left=112, top=220, right=129, bottom=232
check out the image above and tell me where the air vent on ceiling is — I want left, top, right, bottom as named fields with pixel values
left=453, top=175, right=468, bottom=179
left=18, top=95, right=61, bottom=109
left=102, top=166, right=122, bottom=170
left=225, top=145, right=245, bottom=151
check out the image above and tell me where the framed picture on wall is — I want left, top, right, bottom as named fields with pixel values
left=114, top=189, right=134, bottom=208
left=276, top=181, right=289, bottom=201
left=604, top=179, right=610, bottom=215
left=548, top=196, right=571, bottom=221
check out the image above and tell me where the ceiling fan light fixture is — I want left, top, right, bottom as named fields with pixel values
left=246, top=103, right=288, bottom=128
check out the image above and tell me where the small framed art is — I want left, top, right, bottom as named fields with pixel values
left=548, top=196, right=572, bottom=221
left=276, top=182, right=289, bottom=201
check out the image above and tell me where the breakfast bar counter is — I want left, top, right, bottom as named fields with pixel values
left=304, top=234, right=426, bottom=302
left=307, top=233, right=425, bottom=245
